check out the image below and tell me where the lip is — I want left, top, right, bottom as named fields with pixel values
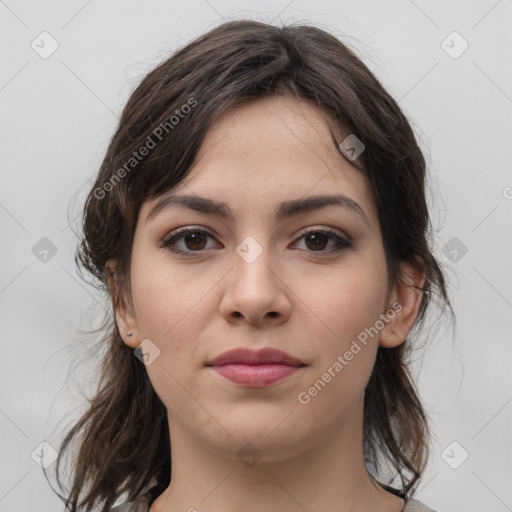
left=205, top=347, right=306, bottom=387
left=206, top=347, right=305, bottom=367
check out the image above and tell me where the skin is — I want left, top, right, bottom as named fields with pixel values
left=110, top=94, right=425, bottom=512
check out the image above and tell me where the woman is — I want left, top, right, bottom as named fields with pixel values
left=49, top=19, right=452, bottom=512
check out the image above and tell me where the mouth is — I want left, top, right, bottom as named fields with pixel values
left=205, top=347, right=307, bottom=387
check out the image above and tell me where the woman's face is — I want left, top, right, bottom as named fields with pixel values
left=117, top=95, right=405, bottom=461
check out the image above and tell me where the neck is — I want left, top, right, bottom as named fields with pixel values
left=150, top=397, right=405, bottom=512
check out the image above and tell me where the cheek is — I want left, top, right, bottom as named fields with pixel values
left=131, top=246, right=197, bottom=330
left=294, top=256, right=388, bottom=346
left=291, top=253, right=387, bottom=397
left=129, top=251, right=211, bottom=412
left=293, top=269, right=383, bottom=418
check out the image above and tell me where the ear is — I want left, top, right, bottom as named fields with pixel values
left=105, top=260, right=139, bottom=349
left=379, top=259, right=426, bottom=348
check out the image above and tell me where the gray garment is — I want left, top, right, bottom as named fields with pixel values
left=403, top=498, right=438, bottom=511
left=110, top=492, right=438, bottom=512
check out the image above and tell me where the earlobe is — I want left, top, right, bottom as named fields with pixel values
left=379, top=261, right=426, bottom=349
left=105, top=260, right=139, bottom=348
left=114, top=308, right=139, bottom=349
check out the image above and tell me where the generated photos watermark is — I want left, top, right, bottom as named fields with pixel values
left=297, top=301, right=402, bottom=405
left=93, top=97, right=198, bottom=200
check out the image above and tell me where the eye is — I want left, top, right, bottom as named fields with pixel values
left=160, top=227, right=218, bottom=254
left=160, top=226, right=352, bottom=255
left=291, top=227, right=352, bottom=253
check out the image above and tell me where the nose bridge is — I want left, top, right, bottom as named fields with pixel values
left=233, top=233, right=277, bottom=291
left=220, top=232, right=291, bottom=325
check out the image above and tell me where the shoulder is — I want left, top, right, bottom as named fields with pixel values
left=109, top=501, right=149, bottom=512
left=108, top=483, right=165, bottom=512
left=403, top=497, right=439, bottom=512
left=109, top=495, right=150, bottom=512
left=109, top=491, right=438, bottom=512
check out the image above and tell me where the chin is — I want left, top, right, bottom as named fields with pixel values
left=206, top=416, right=313, bottom=462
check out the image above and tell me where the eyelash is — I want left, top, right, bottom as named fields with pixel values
left=159, top=226, right=352, bottom=256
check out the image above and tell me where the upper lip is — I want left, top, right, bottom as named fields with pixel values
left=205, top=347, right=306, bottom=367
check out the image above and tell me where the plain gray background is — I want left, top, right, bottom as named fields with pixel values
left=1, top=1, right=511, bottom=511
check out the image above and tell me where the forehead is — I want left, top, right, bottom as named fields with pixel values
left=193, top=94, right=350, bottom=177
left=140, top=95, right=378, bottom=227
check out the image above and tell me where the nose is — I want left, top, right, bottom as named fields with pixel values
left=219, top=242, right=292, bottom=327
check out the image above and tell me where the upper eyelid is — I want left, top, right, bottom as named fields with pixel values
left=165, top=224, right=348, bottom=237
left=162, top=225, right=351, bottom=247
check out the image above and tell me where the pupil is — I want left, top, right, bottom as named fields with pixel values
left=185, top=232, right=206, bottom=250
left=183, top=232, right=329, bottom=251
left=306, top=233, right=327, bottom=250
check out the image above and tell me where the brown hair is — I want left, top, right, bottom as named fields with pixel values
left=47, top=19, right=453, bottom=511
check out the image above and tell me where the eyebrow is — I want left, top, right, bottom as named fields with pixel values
left=146, top=193, right=370, bottom=227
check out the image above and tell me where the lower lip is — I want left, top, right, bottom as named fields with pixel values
left=210, top=363, right=302, bottom=387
